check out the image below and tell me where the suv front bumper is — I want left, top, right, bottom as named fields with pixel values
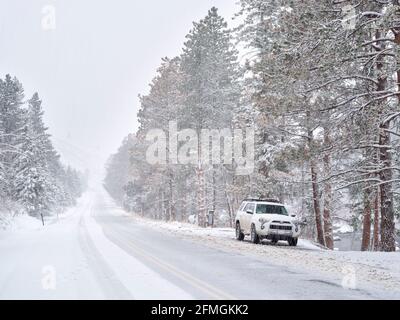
left=257, top=223, right=300, bottom=239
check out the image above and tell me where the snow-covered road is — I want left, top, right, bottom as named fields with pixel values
left=1, top=188, right=399, bottom=299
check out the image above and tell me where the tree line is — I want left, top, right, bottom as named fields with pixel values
left=0, top=74, right=86, bottom=225
left=105, top=2, right=400, bottom=252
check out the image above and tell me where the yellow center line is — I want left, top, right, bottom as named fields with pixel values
left=106, top=230, right=237, bottom=300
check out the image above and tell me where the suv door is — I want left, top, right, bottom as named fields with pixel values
left=242, top=202, right=255, bottom=234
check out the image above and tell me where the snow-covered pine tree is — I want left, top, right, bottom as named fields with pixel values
left=1, top=76, right=85, bottom=221
left=180, top=7, right=240, bottom=226
left=13, top=129, right=48, bottom=223
left=13, top=93, right=58, bottom=221
left=26, top=93, right=85, bottom=209
left=0, top=75, right=25, bottom=200
left=250, top=0, right=400, bottom=251
left=137, top=57, right=182, bottom=221
left=105, top=9, right=241, bottom=226
left=304, top=1, right=400, bottom=252
left=235, top=0, right=334, bottom=247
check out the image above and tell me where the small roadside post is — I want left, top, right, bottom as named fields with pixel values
left=207, top=210, right=214, bottom=228
left=40, top=211, right=45, bottom=226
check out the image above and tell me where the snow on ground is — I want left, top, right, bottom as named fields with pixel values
left=1, top=214, right=43, bottom=232
left=0, top=190, right=192, bottom=300
left=0, top=205, right=78, bottom=234
left=335, top=223, right=354, bottom=234
left=0, top=197, right=104, bottom=299
left=122, top=212, right=400, bottom=295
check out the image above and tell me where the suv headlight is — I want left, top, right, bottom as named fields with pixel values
left=259, top=218, right=270, bottom=224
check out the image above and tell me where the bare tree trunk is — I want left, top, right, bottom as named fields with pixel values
left=225, top=192, right=233, bottom=228
left=361, top=186, right=372, bottom=251
left=196, top=126, right=207, bottom=227
left=197, top=165, right=206, bottom=227
left=310, top=158, right=324, bottom=246
left=182, top=186, right=189, bottom=222
left=158, top=193, right=162, bottom=220
left=306, top=114, right=324, bottom=246
left=373, top=188, right=380, bottom=251
left=379, top=125, right=395, bottom=251
left=161, top=190, right=167, bottom=221
left=323, top=129, right=334, bottom=249
left=375, top=28, right=395, bottom=252
left=362, top=145, right=373, bottom=251
left=363, top=27, right=396, bottom=252
left=169, top=174, right=175, bottom=221
left=394, top=32, right=400, bottom=103
left=212, top=166, right=216, bottom=212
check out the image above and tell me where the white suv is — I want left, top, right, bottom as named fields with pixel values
left=235, top=198, right=301, bottom=246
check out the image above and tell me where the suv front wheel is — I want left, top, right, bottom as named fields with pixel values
left=288, top=237, right=298, bottom=246
left=250, top=224, right=260, bottom=244
left=236, top=222, right=244, bottom=241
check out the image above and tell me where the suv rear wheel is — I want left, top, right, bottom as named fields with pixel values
left=236, top=222, right=244, bottom=241
left=250, top=224, right=260, bottom=244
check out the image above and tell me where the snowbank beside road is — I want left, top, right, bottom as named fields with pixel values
left=0, top=213, right=42, bottom=232
left=0, top=203, right=80, bottom=233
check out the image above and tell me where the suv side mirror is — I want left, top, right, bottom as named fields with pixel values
left=246, top=210, right=253, bottom=215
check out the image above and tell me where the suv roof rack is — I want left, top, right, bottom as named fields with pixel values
left=244, top=198, right=281, bottom=203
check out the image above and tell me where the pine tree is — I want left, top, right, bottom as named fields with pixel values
left=136, top=57, right=183, bottom=221
left=13, top=93, right=56, bottom=221
left=1, top=77, right=84, bottom=221
left=180, top=7, right=240, bottom=226
left=235, top=0, right=400, bottom=250
left=0, top=75, right=25, bottom=199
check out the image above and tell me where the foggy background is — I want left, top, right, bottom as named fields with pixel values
left=0, top=0, right=238, bottom=177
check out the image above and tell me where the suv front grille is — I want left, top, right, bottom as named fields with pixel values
left=272, top=221, right=291, bottom=224
left=270, top=225, right=292, bottom=231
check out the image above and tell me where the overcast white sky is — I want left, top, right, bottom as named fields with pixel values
left=0, top=0, right=238, bottom=176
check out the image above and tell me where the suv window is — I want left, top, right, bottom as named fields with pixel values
left=239, top=202, right=247, bottom=211
left=244, top=203, right=255, bottom=214
left=256, top=204, right=288, bottom=216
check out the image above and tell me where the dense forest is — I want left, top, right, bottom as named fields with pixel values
left=105, top=2, right=400, bottom=252
left=0, top=75, right=86, bottom=226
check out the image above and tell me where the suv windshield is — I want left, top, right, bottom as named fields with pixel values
left=256, top=204, right=288, bottom=216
